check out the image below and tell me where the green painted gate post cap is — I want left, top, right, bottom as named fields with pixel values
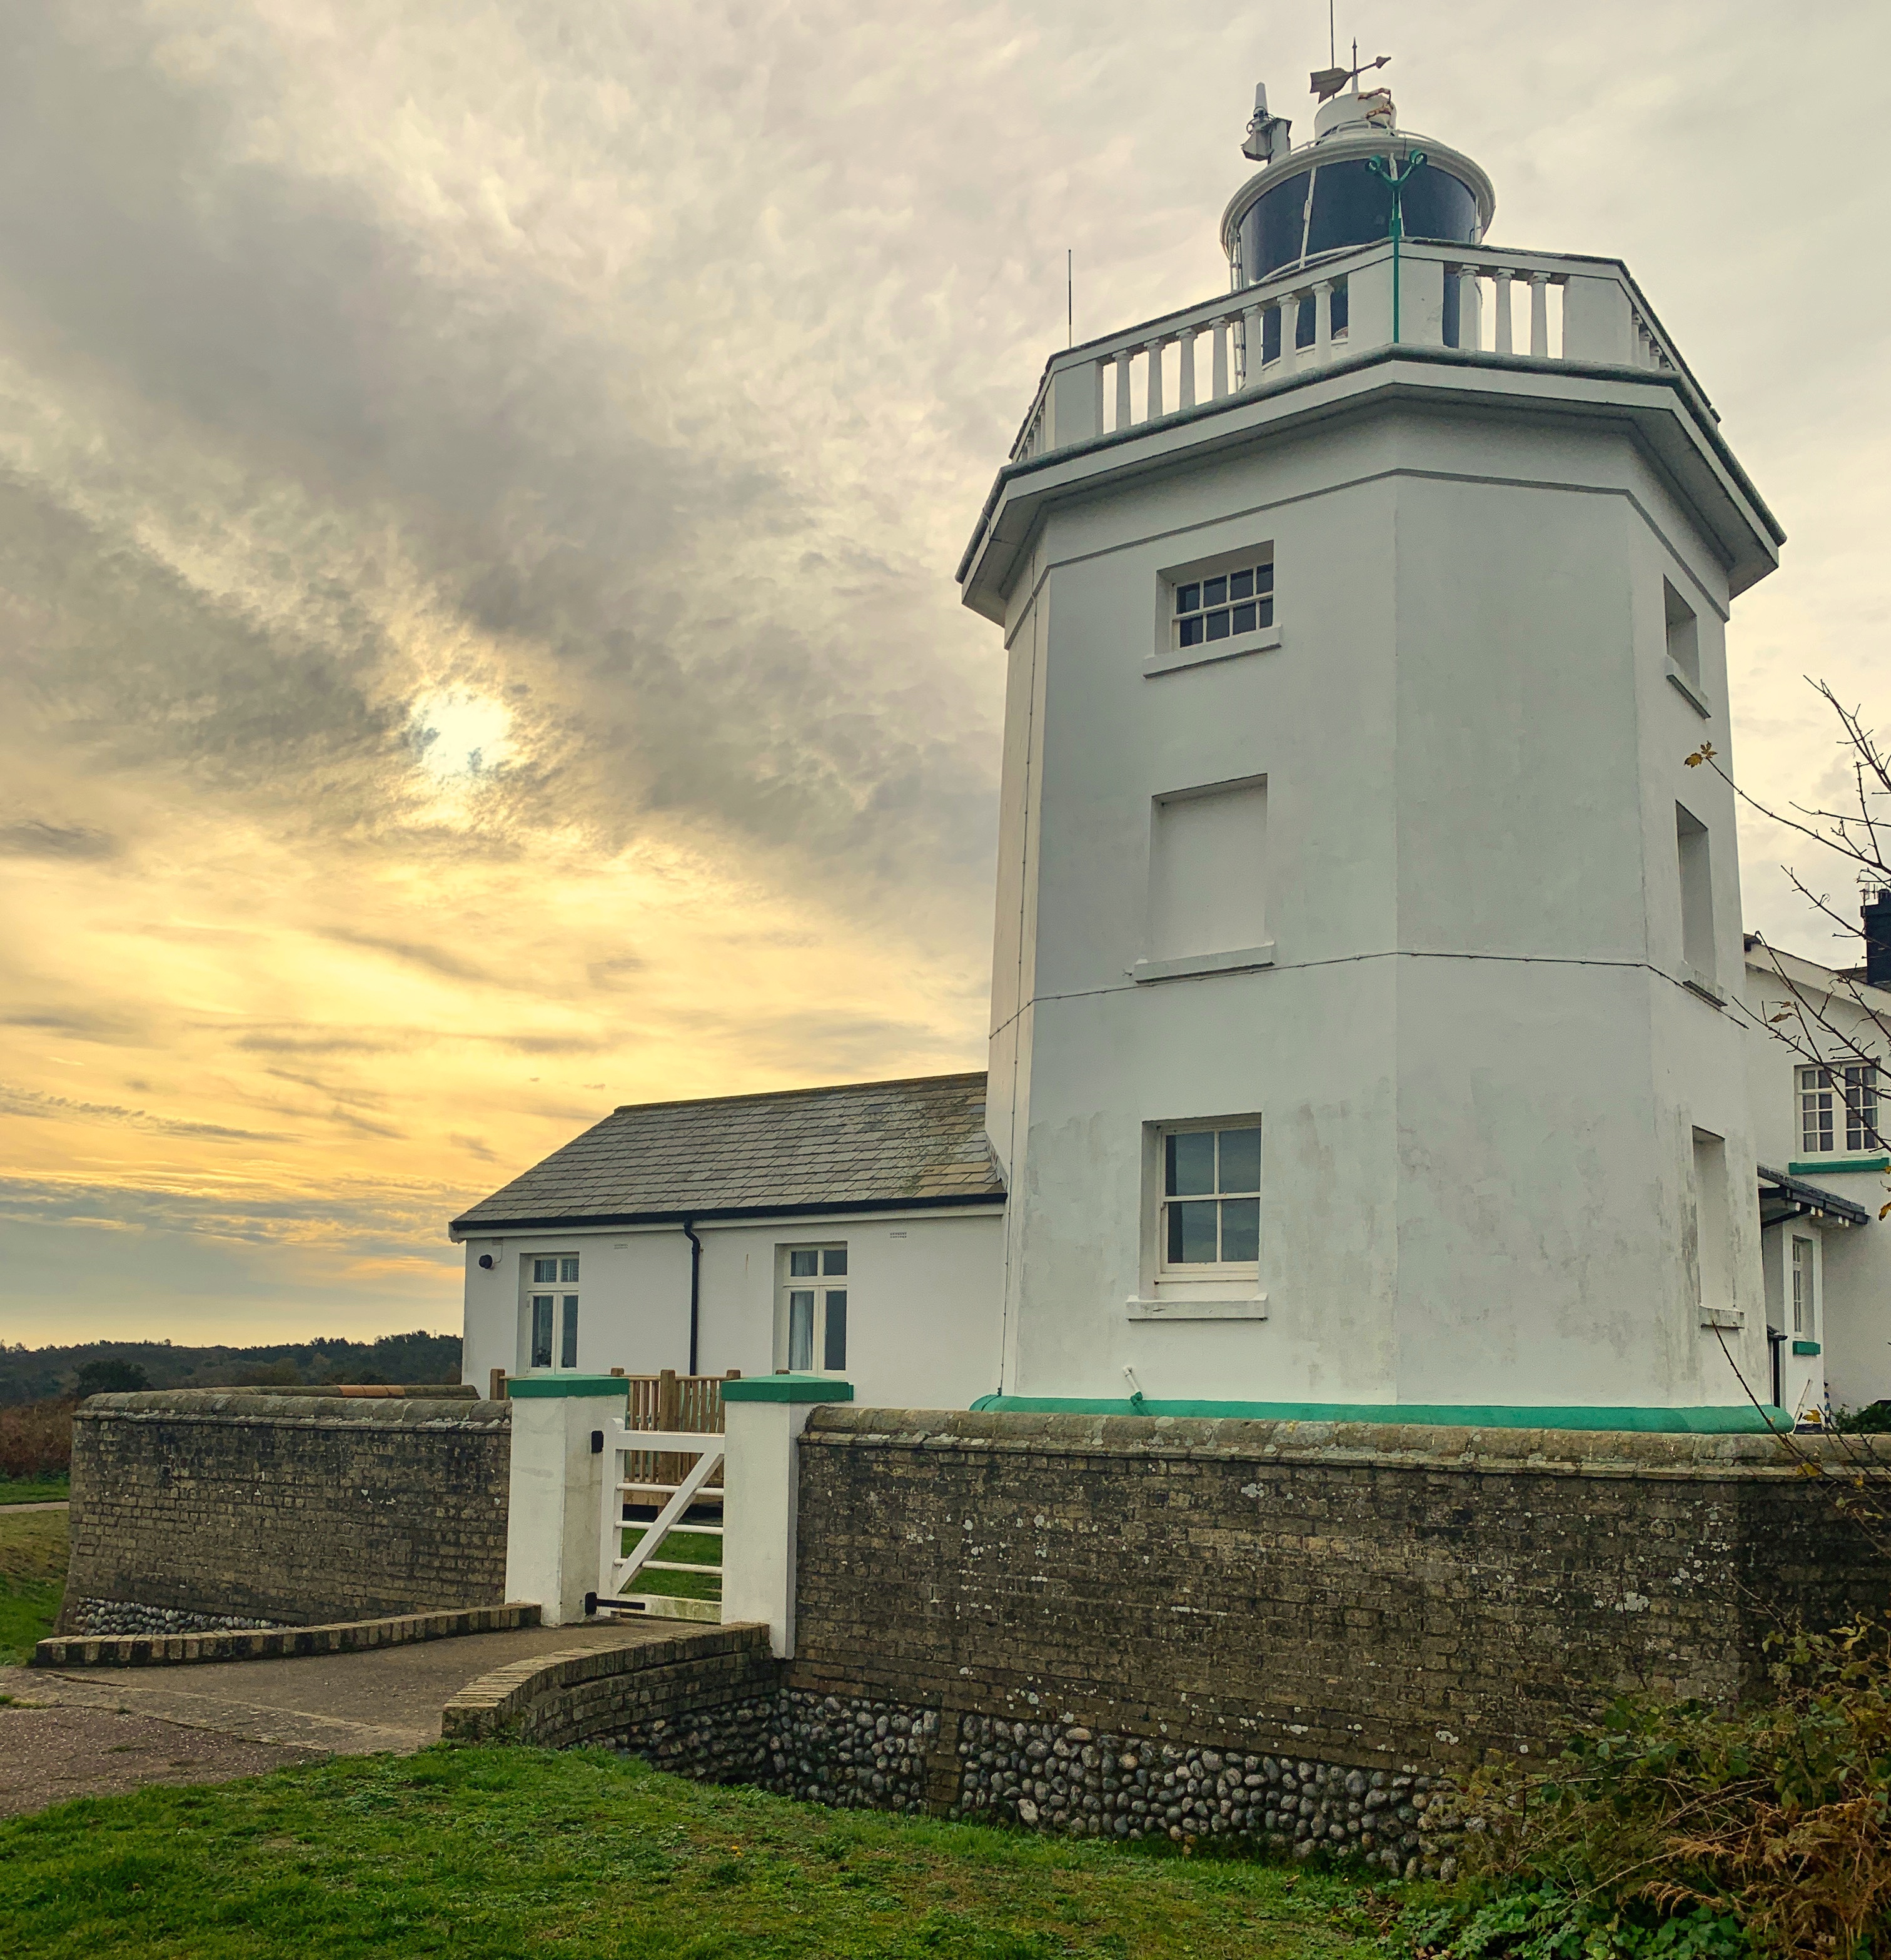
left=722, top=1375, right=854, bottom=1404
left=504, top=1373, right=632, bottom=1399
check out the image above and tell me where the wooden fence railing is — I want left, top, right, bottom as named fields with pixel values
left=620, top=1370, right=737, bottom=1500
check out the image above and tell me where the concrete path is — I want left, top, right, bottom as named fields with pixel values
left=0, top=1615, right=678, bottom=1817
left=0, top=1500, right=69, bottom=1512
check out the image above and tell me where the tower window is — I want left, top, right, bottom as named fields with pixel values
left=1159, top=1123, right=1262, bottom=1270
left=1689, top=1128, right=1729, bottom=1315
left=1798, top=1064, right=1879, bottom=1154
left=779, top=1245, right=848, bottom=1373
left=1676, top=804, right=1714, bottom=980
left=1148, top=777, right=1267, bottom=963
left=1174, top=561, right=1273, bottom=649
left=1664, top=579, right=1700, bottom=690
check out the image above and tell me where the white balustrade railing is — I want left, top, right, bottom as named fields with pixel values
left=1008, top=241, right=1698, bottom=465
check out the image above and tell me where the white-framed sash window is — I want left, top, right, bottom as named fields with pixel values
left=1157, top=1122, right=1262, bottom=1276
left=527, top=1253, right=580, bottom=1370
left=1798, top=1064, right=1880, bottom=1156
left=779, top=1245, right=848, bottom=1373
left=1790, top=1235, right=1815, bottom=1338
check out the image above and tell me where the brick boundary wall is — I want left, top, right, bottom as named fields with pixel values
left=460, top=1410, right=1891, bottom=1874
left=783, top=1410, right=1891, bottom=1794
left=60, top=1390, right=512, bottom=1630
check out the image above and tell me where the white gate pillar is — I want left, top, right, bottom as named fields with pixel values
left=503, top=1374, right=629, bottom=1627
left=720, top=1374, right=853, bottom=1657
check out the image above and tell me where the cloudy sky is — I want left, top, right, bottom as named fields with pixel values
left=1, top=0, right=1885, bottom=1349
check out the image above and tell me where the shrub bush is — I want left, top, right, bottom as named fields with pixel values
left=73, top=1358, right=149, bottom=1397
left=0, top=1397, right=76, bottom=1480
left=1399, top=1618, right=1891, bottom=1960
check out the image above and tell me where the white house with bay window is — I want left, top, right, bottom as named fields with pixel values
left=450, top=69, right=1886, bottom=1430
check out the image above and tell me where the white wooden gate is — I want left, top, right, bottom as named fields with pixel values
left=596, top=1420, right=724, bottom=1622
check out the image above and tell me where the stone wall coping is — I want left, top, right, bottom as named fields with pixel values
left=804, top=1405, right=1887, bottom=1478
left=441, top=1622, right=772, bottom=1740
left=74, top=1390, right=511, bottom=1432
left=34, top=1601, right=542, bottom=1669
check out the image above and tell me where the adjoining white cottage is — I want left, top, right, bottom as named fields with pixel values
left=452, top=68, right=1887, bottom=1430
left=1743, top=934, right=1891, bottom=1419
left=451, top=1074, right=1006, bottom=1411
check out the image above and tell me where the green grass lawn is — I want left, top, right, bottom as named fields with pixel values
left=618, top=1522, right=722, bottom=1604
left=0, top=1505, right=66, bottom=1664
left=0, top=1475, right=71, bottom=1506
left=0, top=1744, right=1388, bottom=1959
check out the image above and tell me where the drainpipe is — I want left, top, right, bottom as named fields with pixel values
left=682, top=1218, right=703, bottom=1377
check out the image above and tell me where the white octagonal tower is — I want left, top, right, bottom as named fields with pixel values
left=962, top=71, right=1785, bottom=1426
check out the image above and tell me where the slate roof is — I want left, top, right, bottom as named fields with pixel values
left=450, top=1071, right=1006, bottom=1235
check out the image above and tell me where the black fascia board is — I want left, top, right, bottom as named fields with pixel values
left=448, top=1188, right=1006, bottom=1240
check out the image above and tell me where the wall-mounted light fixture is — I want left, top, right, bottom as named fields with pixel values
left=477, top=1253, right=496, bottom=1270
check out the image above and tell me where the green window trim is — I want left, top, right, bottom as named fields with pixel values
left=1792, top=1340, right=1822, bottom=1356
left=1787, top=1156, right=1888, bottom=1176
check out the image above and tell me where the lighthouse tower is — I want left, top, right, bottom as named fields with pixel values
left=961, top=69, right=1785, bottom=1424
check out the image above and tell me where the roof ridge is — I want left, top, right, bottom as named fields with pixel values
left=607, top=1069, right=987, bottom=1118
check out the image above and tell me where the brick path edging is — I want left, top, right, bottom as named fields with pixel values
left=33, top=1602, right=543, bottom=1669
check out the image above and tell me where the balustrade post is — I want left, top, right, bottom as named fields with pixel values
left=1530, top=273, right=1550, bottom=358
left=1243, top=302, right=1266, bottom=386
left=1458, top=268, right=1483, bottom=352
left=1313, top=280, right=1334, bottom=365
left=1145, top=338, right=1166, bottom=419
left=1177, top=326, right=1196, bottom=410
left=1114, top=353, right=1132, bottom=432
left=1211, top=316, right=1230, bottom=398
left=1278, top=294, right=1300, bottom=365
left=1493, top=271, right=1515, bottom=355
left=1049, top=358, right=1102, bottom=448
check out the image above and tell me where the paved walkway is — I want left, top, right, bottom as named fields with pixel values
left=0, top=1616, right=676, bottom=1817
left=0, top=1500, right=69, bottom=1512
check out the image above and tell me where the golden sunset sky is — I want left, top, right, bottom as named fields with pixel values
left=2, top=0, right=1887, bottom=1347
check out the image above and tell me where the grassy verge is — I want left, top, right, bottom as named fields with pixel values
left=0, top=1505, right=67, bottom=1664
left=0, top=1744, right=1386, bottom=1958
left=0, top=1475, right=71, bottom=1507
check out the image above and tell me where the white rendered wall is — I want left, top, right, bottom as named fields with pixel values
left=459, top=1206, right=1004, bottom=1411
left=987, top=401, right=1768, bottom=1411
left=1742, top=954, right=1891, bottom=1413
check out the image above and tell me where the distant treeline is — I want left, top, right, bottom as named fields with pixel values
left=0, top=1331, right=463, bottom=1409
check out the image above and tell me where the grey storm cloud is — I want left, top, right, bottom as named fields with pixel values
left=0, top=0, right=1039, bottom=910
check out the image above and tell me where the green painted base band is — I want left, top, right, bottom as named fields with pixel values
left=723, top=1375, right=855, bottom=1404
left=967, top=1395, right=1787, bottom=1434
left=505, top=1374, right=631, bottom=1399
left=1787, top=1157, right=1888, bottom=1176
left=1792, top=1341, right=1822, bottom=1356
